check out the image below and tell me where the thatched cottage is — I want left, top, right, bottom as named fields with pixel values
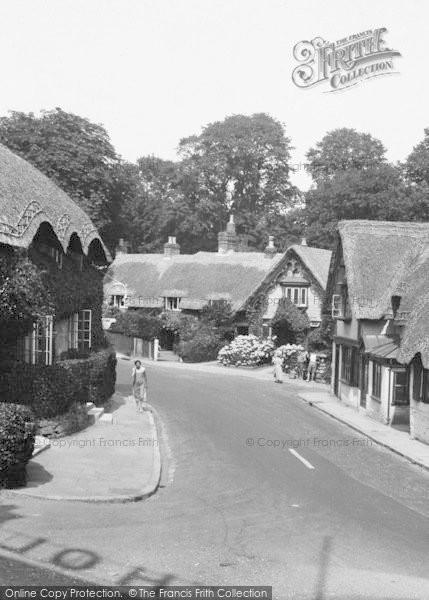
left=0, top=143, right=111, bottom=365
left=326, top=220, right=429, bottom=444
left=104, top=216, right=331, bottom=345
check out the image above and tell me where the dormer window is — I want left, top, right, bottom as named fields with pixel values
left=283, top=286, right=308, bottom=307
left=165, top=297, right=181, bottom=311
left=38, top=242, right=63, bottom=268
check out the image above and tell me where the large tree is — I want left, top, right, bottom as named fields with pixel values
left=0, top=108, right=120, bottom=248
left=306, top=128, right=386, bottom=183
left=177, top=113, right=297, bottom=249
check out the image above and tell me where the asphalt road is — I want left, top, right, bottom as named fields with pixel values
left=1, top=358, right=429, bottom=599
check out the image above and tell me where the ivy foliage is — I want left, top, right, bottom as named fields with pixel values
left=0, top=250, right=53, bottom=339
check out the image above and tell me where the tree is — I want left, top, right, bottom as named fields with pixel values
left=404, top=127, right=429, bottom=185
left=306, top=128, right=386, bottom=183
left=305, top=164, right=413, bottom=248
left=177, top=113, right=297, bottom=250
left=271, top=300, right=310, bottom=345
left=0, top=108, right=120, bottom=248
left=303, top=128, right=429, bottom=248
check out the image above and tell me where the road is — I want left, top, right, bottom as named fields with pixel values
left=1, top=357, right=429, bottom=599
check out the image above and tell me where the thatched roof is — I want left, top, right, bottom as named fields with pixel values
left=105, top=251, right=285, bottom=311
left=288, top=244, right=332, bottom=289
left=328, top=220, right=429, bottom=368
left=334, top=220, right=429, bottom=320
left=106, top=243, right=332, bottom=314
left=0, top=144, right=110, bottom=261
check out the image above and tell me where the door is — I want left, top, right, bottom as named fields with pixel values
left=360, top=355, right=368, bottom=408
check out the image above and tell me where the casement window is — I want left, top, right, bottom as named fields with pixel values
left=283, top=287, right=308, bottom=307
left=261, top=323, right=272, bottom=339
left=332, top=286, right=351, bottom=319
left=109, top=294, right=125, bottom=308
left=18, top=316, right=54, bottom=365
left=68, top=310, right=92, bottom=351
left=341, top=345, right=360, bottom=387
left=164, top=297, right=181, bottom=311
left=372, top=362, right=382, bottom=399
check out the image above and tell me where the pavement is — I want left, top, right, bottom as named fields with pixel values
left=297, top=390, right=429, bottom=471
left=4, top=392, right=161, bottom=503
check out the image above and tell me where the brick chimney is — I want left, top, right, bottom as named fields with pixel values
left=264, top=235, right=277, bottom=258
left=218, top=215, right=238, bottom=254
left=164, top=236, right=180, bottom=258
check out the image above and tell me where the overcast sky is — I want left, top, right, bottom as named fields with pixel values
left=0, top=0, right=425, bottom=189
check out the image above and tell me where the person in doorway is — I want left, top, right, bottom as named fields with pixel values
left=272, top=351, right=283, bottom=384
left=307, top=351, right=318, bottom=382
left=132, top=360, right=148, bottom=412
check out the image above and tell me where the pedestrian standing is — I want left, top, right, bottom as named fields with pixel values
left=296, top=350, right=308, bottom=379
left=273, top=352, right=283, bottom=384
left=308, top=351, right=318, bottom=382
left=132, top=360, right=148, bottom=412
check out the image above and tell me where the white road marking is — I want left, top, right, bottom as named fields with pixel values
left=289, top=448, right=315, bottom=469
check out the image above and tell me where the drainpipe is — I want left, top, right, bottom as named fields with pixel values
left=387, top=366, right=391, bottom=424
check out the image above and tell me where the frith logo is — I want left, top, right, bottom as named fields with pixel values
left=292, top=28, right=401, bottom=92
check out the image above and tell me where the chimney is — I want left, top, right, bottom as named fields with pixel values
left=116, top=238, right=128, bottom=255
left=218, top=215, right=238, bottom=254
left=300, top=237, right=308, bottom=246
left=264, top=235, right=277, bottom=258
left=164, top=236, right=180, bottom=258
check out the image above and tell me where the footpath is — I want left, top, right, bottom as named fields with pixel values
left=133, top=354, right=429, bottom=472
left=5, top=393, right=161, bottom=503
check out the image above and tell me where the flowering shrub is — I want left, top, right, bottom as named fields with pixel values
left=275, top=344, right=304, bottom=371
left=217, top=335, right=275, bottom=367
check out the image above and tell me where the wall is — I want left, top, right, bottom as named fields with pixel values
left=410, top=399, right=429, bottom=444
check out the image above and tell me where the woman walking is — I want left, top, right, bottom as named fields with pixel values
left=132, top=360, right=148, bottom=412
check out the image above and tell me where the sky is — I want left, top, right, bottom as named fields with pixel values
left=0, top=0, right=426, bottom=190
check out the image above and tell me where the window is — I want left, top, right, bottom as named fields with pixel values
left=332, top=287, right=351, bottom=319
left=392, top=370, right=408, bottom=405
left=164, top=297, right=181, bottom=311
left=18, top=316, right=53, bottom=365
left=341, top=345, right=360, bottom=387
left=413, top=360, right=423, bottom=401
left=413, top=359, right=429, bottom=404
left=282, top=287, right=307, bottom=307
left=372, top=362, right=382, bottom=399
left=69, top=310, right=92, bottom=351
left=110, top=294, right=125, bottom=308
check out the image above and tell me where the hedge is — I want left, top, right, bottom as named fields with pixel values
left=0, top=348, right=117, bottom=418
left=178, top=330, right=226, bottom=363
left=0, top=403, right=36, bottom=488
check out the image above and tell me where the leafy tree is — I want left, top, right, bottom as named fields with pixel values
left=200, top=300, right=235, bottom=340
left=110, top=310, right=161, bottom=341
left=306, top=128, right=386, bottom=183
left=177, top=113, right=296, bottom=250
left=305, top=164, right=413, bottom=248
left=0, top=108, right=120, bottom=248
left=404, top=127, right=429, bottom=185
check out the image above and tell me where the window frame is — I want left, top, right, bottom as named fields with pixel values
left=164, top=297, right=181, bottom=311
left=372, top=361, right=382, bottom=400
left=19, top=316, right=53, bottom=365
left=340, top=345, right=360, bottom=387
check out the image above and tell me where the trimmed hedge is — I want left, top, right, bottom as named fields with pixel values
left=0, top=403, right=36, bottom=488
left=178, top=330, right=226, bottom=363
left=0, top=348, right=117, bottom=418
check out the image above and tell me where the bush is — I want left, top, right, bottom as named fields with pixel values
left=178, top=330, right=225, bottom=363
left=217, top=335, right=275, bottom=367
left=275, top=343, right=305, bottom=371
left=0, top=348, right=117, bottom=418
left=59, top=348, right=91, bottom=360
left=0, top=403, right=36, bottom=488
left=110, top=310, right=161, bottom=340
